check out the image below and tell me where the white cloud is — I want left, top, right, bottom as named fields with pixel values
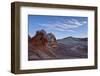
left=82, top=21, right=87, bottom=24
left=39, top=18, right=87, bottom=32
left=67, top=30, right=75, bottom=32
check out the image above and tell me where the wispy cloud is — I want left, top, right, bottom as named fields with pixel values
left=38, top=18, right=87, bottom=32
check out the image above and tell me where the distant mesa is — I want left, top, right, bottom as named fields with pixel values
left=63, top=36, right=87, bottom=41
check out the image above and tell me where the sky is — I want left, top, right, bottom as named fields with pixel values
left=28, top=15, right=88, bottom=39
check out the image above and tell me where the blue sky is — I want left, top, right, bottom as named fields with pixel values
left=28, top=15, right=88, bottom=39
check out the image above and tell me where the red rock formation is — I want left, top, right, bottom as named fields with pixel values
left=30, top=30, right=48, bottom=51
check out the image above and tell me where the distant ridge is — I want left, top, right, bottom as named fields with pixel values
left=62, top=36, right=87, bottom=41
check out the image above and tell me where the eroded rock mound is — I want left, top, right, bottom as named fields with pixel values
left=30, top=30, right=48, bottom=51
left=47, top=33, right=57, bottom=48
left=28, top=30, right=57, bottom=60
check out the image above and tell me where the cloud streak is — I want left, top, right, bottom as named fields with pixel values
left=39, top=18, right=87, bottom=32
